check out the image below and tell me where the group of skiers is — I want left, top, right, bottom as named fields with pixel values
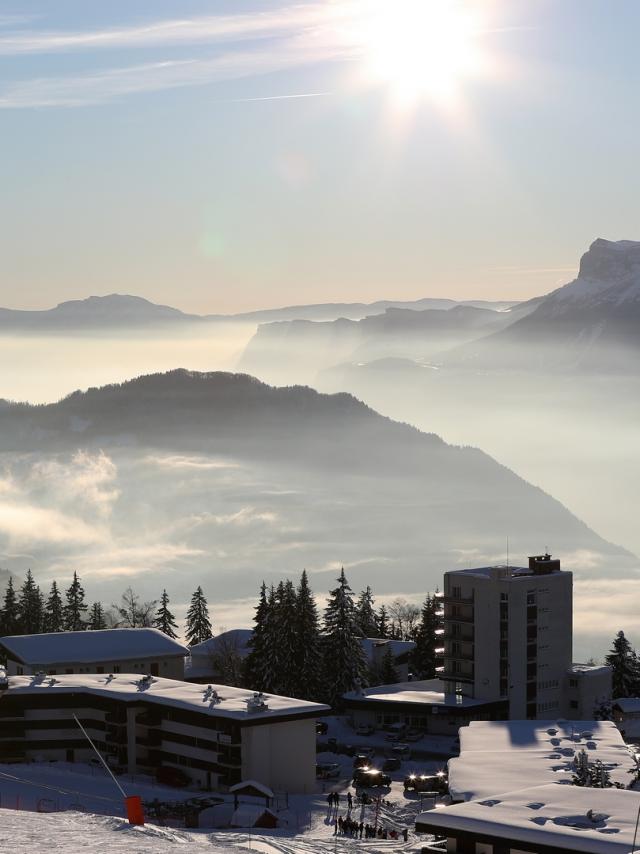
left=326, top=791, right=409, bottom=842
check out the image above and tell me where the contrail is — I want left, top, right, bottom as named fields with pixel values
left=222, top=91, right=331, bottom=103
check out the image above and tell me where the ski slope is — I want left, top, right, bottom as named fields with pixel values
left=0, top=808, right=421, bottom=853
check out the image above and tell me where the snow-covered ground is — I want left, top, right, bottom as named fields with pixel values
left=0, top=716, right=454, bottom=850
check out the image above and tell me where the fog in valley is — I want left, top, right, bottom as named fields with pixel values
left=1, top=240, right=638, bottom=661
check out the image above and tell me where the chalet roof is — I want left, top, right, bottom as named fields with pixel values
left=0, top=628, right=189, bottom=665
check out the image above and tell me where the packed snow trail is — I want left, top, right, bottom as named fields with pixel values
left=0, top=809, right=422, bottom=854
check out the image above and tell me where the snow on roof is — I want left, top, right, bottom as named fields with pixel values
left=359, top=638, right=416, bottom=659
left=570, top=663, right=612, bottom=677
left=613, top=697, right=640, bottom=713
left=418, top=783, right=640, bottom=853
left=449, top=720, right=634, bottom=802
left=189, top=629, right=253, bottom=658
left=0, top=628, right=189, bottom=665
left=6, top=673, right=329, bottom=722
left=344, top=678, right=488, bottom=708
left=229, top=780, right=274, bottom=798
left=451, top=564, right=564, bottom=580
left=230, top=805, right=278, bottom=827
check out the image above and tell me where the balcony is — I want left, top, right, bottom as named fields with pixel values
left=443, top=594, right=474, bottom=605
left=443, top=628, right=474, bottom=643
left=444, top=612, right=474, bottom=624
left=440, top=670, right=474, bottom=684
left=445, top=648, right=474, bottom=662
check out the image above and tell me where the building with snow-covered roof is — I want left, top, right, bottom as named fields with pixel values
left=343, top=678, right=507, bottom=736
left=447, top=719, right=635, bottom=802
left=612, top=697, right=640, bottom=741
left=0, top=628, right=189, bottom=680
left=0, top=673, right=329, bottom=793
left=185, top=629, right=253, bottom=683
left=416, top=782, right=640, bottom=853
left=359, top=637, right=416, bottom=682
left=442, top=554, right=612, bottom=720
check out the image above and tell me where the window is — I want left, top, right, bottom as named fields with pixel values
left=452, top=585, right=461, bottom=598
left=113, top=665, right=121, bottom=673
left=17, top=666, right=23, bottom=675
left=526, top=592, right=537, bottom=605
left=570, top=700, right=578, bottom=709
left=500, top=592, right=508, bottom=601
left=569, top=678, right=578, bottom=688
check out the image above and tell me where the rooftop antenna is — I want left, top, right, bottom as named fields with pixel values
left=506, top=536, right=510, bottom=568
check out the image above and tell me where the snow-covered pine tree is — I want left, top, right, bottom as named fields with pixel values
left=355, top=586, right=379, bottom=638
left=63, top=571, right=88, bottom=631
left=88, top=602, right=107, bottom=630
left=270, top=579, right=298, bottom=696
left=43, top=581, right=65, bottom=633
left=292, top=570, right=323, bottom=700
left=410, top=592, right=441, bottom=679
left=321, top=568, right=369, bottom=707
left=17, top=570, right=43, bottom=635
left=153, top=589, right=179, bottom=638
left=0, top=577, right=19, bottom=636
left=605, top=630, right=640, bottom=698
left=185, top=586, right=213, bottom=645
left=245, top=583, right=277, bottom=692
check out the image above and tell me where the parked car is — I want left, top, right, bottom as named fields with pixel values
left=384, top=722, right=407, bottom=741
left=382, top=757, right=401, bottom=772
left=356, top=724, right=375, bottom=736
left=156, top=766, right=191, bottom=788
left=316, top=720, right=328, bottom=735
left=316, top=763, right=341, bottom=779
left=353, top=768, right=392, bottom=788
left=404, top=729, right=423, bottom=742
left=403, top=772, right=448, bottom=794
left=353, top=754, right=371, bottom=769
left=391, top=744, right=411, bottom=760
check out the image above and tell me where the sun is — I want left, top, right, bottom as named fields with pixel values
left=357, top=0, right=486, bottom=109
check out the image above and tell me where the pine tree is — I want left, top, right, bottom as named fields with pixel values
left=245, top=583, right=275, bottom=691
left=292, top=570, right=323, bottom=700
left=88, top=602, right=107, bottom=630
left=185, top=586, right=212, bottom=646
left=321, top=568, right=369, bottom=707
left=354, top=586, right=379, bottom=638
left=63, top=571, right=88, bottom=631
left=410, top=592, right=441, bottom=679
left=17, top=570, right=43, bottom=635
left=377, top=604, right=390, bottom=639
left=605, top=631, right=640, bottom=698
left=377, top=645, right=400, bottom=684
left=153, top=589, right=179, bottom=638
left=270, top=580, right=298, bottom=696
left=0, top=577, right=20, bottom=636
left=43, top=581, right=64, bottom=633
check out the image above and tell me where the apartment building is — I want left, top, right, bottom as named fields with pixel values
left=442, top=554, right=609, bottom=719
left=0, top=628, right=189, bottom=680
left=0, top=673, right=329, bottom=793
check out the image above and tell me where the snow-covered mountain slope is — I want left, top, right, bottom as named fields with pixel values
left=444, top=238, right=640, bottom=371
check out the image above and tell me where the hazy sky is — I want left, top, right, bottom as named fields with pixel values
left=1, top=0, right=639, bottom=314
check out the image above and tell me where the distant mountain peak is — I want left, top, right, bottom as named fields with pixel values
left=52, top=293, right=188, bottom=317
left=577, top=238, right=640, bottom=286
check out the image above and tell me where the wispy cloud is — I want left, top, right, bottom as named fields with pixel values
left=221, top=91, right=331, bottom=104
left=0, top=41, right=350, bottom=109
left=0, top=5, right=343, bottom=55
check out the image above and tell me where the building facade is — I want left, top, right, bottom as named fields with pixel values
left=442, top=554, right=577, bottom=719
left=0, top=674, right=328, bottom=793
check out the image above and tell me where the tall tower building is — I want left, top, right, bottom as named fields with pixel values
left=442, top=554, right=572, bottom=719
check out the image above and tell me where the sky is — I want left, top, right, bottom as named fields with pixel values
left=1, top=0, right=640, bottom=314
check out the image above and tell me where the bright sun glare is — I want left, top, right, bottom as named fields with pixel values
left=358, top=0, right=486, bottom=109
